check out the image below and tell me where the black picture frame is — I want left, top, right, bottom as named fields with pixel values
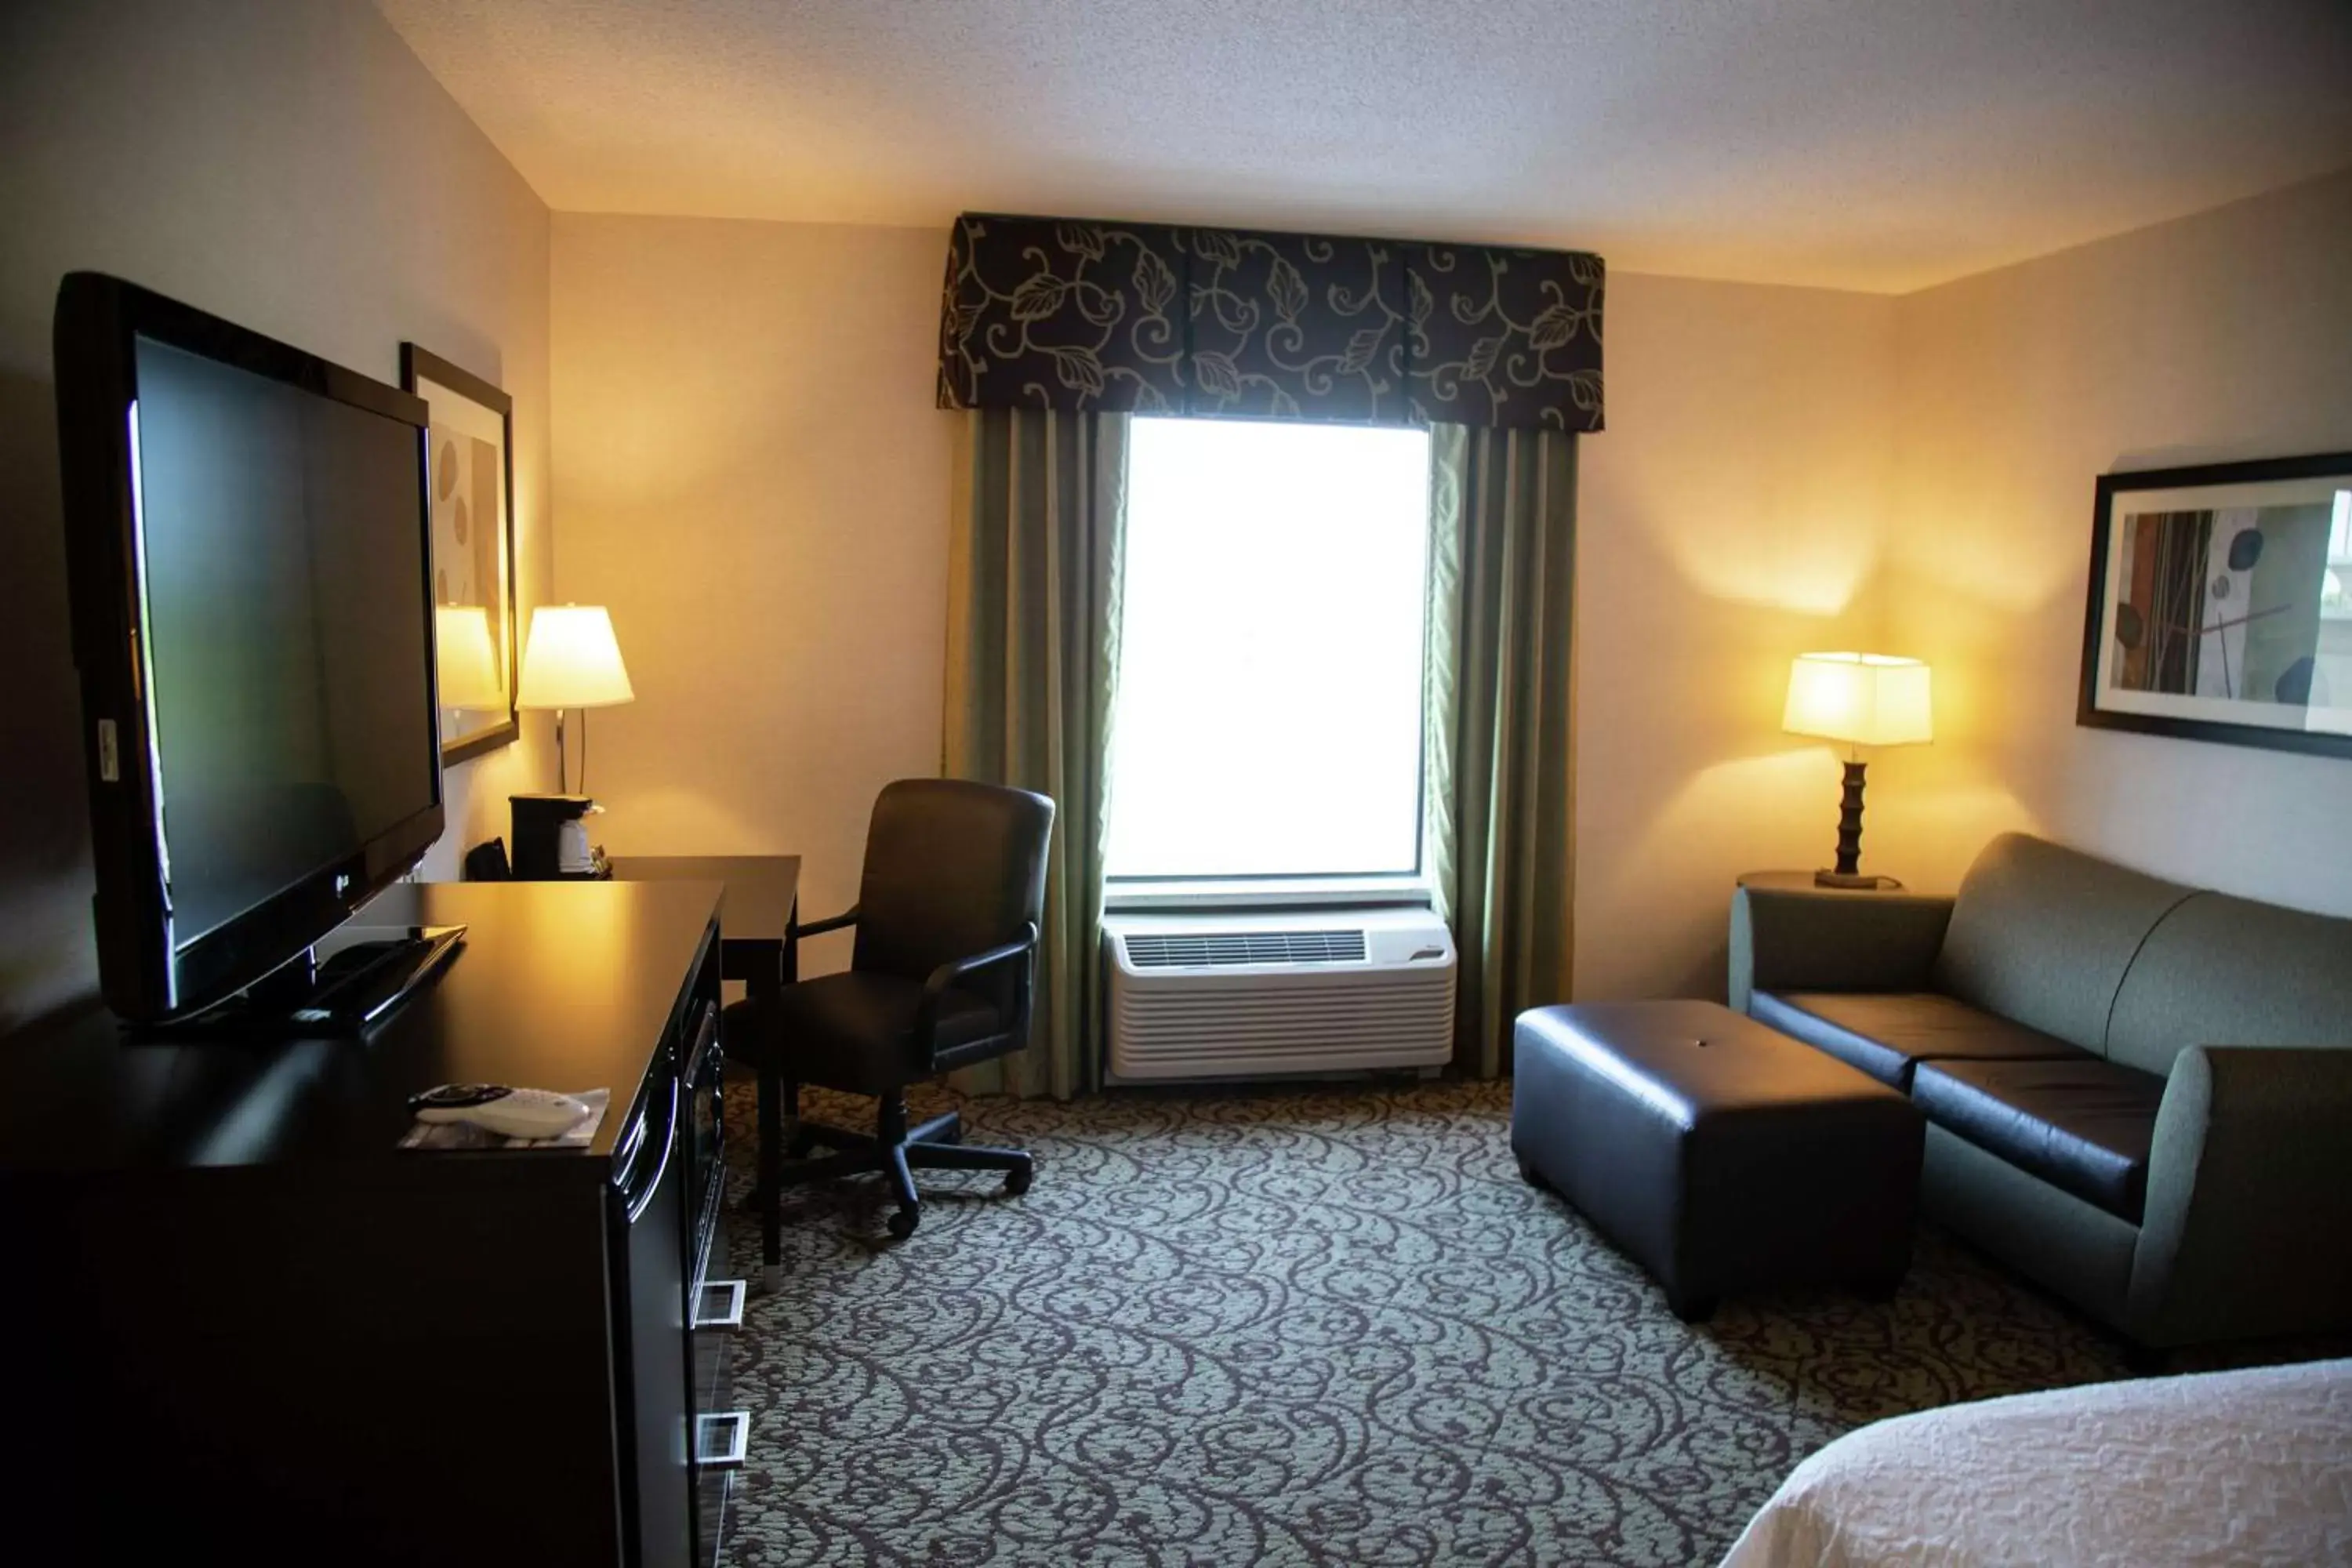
left=2078, top=451, right=2352, bottom=760
left=401, top=343, right=521, bottom=768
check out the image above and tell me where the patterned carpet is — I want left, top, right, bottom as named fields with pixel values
left=713, top=1078, right=2135, bottom=1567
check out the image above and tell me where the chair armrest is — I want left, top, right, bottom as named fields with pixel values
left=921, top=928, right=1039, bottom=993
left=2130, top=1044, right=2352, bottom=1345
left=913, top=924, right=1040, bottom=1062
left=1727, top=887, right=1955, bottom=1011
left=791, top=906, right=859, bottom=939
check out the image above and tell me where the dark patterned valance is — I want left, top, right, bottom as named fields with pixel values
left=937, top=213, right=1603, bottom=433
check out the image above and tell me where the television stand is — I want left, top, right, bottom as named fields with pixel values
left=179, top=923, right=466, bottom=1036
left=0, top=880, right=731, bottom=1567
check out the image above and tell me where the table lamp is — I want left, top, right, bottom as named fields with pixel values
left=1782, top=652, right=1932, bottom=888
left=433, top=604, right=506, bottom=713
left=517, top=604, right=634, bottom=794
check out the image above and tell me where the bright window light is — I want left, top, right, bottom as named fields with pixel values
left=1105, top=416, right=1432, bottom=880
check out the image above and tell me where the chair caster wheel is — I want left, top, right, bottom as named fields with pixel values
left=886, top=1207, right=920, bottom=1240
left=1004, top=1162, right=1033, bottom=1196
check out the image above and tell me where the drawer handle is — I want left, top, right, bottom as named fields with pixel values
left=695, top=1410, right=750, bottom=1470
left=693, top=1278, right=746, bottom=1331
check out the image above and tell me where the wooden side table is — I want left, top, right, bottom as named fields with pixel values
left=1737, top=869, right=1906, bottom=895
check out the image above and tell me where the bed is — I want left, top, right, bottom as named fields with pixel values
left=1720, top=1359, right=2352, bottom=1567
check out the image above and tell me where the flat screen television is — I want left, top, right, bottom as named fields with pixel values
left=53, top=273, right=444, bottom=1025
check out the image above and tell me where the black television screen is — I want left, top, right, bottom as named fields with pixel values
left=54, top=274, right=443, bottom=1024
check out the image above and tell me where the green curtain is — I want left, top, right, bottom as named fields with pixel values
left=942, top=408, right=1129, bottom=1100
left=1425, top=422, right=1578, bottom=1077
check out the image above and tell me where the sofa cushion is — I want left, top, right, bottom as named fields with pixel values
left=1911, top=1057, right=2166, bottom=1223
left=2103, top=891, right=2352, bottom=1078
left=1753, top=990, right=2092, bottom=1090
left=1931, top=833, right=2194, bottom=1055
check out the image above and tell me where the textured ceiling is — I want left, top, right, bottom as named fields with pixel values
left=375, top=0, right=2352, bottom=292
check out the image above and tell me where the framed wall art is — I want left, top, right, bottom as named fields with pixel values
left=401, top=344, right=519, bottom=766
left=2080, top=452, right=2352, bottom=760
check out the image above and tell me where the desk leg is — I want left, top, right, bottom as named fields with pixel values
left=759, top=901, right=797, bottom=1295
left=757, top=1054, right=782, bottom=1295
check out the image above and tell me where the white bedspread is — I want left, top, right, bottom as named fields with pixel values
left=1720, top=1359, right=2352, bottom=1568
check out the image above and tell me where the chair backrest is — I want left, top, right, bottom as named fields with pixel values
left=1931, top=832, right=2190, bottom=1054
left=851, top=780, right=1055, bottom=1003
left=2104, top=891, right=2352, bottom=1075
left=463, top=838, right=512, bottom=882
left=1933, top=831, right=2352, bottom=1073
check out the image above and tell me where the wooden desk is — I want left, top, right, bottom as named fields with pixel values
left=607, top=855, right=800, bottom=1291
left=608, top=855, right=801, bottom=988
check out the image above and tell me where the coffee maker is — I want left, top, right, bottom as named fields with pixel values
left=510, top=794, right=608, bottom=880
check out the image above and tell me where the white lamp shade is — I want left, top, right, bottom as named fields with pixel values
left=1783, top=652, right=1933, bottom=747
left=434, top=604, right=506, bottom=710
left=517, top=604, right=635, bottom=710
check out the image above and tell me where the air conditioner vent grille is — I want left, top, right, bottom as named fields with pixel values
left=1123, top=930, right=1367, bottom=969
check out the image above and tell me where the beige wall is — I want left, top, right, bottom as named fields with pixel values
left=1578, top=173, right=2352, bottom=996
left=4, top=5, right=2336, bottom=1045
left=548, top=219, right=1900, bottom=998
left=550, top=216, right=953, bottom=942
left=0, top=0, right=551, bottom=1029
left=533, top=172, right=2352, bottom=1015
left=1573, top=274, right=1897, bottom=999
left=1878, top=170, right=2352, bottom=915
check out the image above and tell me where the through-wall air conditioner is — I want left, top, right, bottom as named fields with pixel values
left=1103, top=908, right=1457, bottom=1082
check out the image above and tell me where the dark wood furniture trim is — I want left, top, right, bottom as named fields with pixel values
left=0, top=880, right=723, bottom=1566
left=606, top=855, right=801, bottom=1291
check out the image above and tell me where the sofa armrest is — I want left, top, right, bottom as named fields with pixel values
left=1727, top=887, right=1955, bottom=1012
left=2130, top=1044, right=2352, bottom=1346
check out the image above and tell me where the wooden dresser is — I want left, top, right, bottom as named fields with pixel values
left=0, top=880, right=741, bottom=1567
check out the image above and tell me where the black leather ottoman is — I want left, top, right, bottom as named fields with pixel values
left=1512, top=1000, right=1923, bottom=1321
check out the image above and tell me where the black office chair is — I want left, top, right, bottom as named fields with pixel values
left=462, top=838, right=512, bottom=881
left=724, top=779, right=1056, bottom=1240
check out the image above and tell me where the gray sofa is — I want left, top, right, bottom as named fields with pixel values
left=1729, top=833, right=2352, bottom=1351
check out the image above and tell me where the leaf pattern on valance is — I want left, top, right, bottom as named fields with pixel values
left=937, top=218, right=1189, bottom=414
left=1406, top=245, right=1606, bottom=430
left=1185, top=227, right=1409, bottom=423
left=938, top=214, right=1603, bottom=432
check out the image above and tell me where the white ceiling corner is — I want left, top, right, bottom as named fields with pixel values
left=375, top=0, right=2352, bottom=293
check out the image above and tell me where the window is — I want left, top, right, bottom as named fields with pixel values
left=1105, top=416, right=1433, bottom=884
